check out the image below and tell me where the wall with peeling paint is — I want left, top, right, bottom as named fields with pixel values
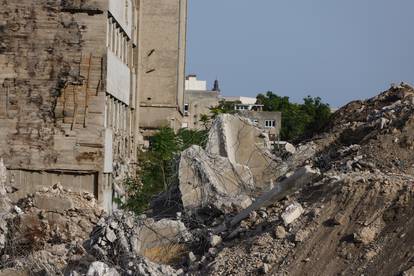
left=0, top=0, right=139, bottom=212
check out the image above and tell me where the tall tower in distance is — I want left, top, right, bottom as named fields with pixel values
left=212, top=79, right=221, bottom=93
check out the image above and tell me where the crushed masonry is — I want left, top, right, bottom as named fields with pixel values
left=1, top=86, right=414, bottom=275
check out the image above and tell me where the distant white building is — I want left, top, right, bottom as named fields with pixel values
left=185, top=75, right=207, bottom=91
left=220, top=96, right=257, bottom=105
left=183, top=75, right=220, bottom=129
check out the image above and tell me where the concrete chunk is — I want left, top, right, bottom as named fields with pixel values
left=33, top=193, right=74, bottom=213
left=179, top=145, right=255, bottom=214
left=134, top=219, right=191, bottom=256
left=221, top=166, right=319, bottom=232
left=206, top=114, right=280, bottom=189
left=282, top=202, right=304, bottom=225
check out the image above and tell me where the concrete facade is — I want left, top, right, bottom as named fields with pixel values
left=237, top=111, right=282, bottom=140
left=138, top=0, right=188, bottom=133
left=183, top=75, right=220, bottom=129
left=183, top=90, right=220, bottom=129
left=0, top=0, right=140, bottom=212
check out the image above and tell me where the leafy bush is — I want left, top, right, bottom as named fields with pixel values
left=121, top=127, right=208, bottom=214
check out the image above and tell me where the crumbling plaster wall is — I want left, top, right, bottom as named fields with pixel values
left=0, top=0, right=109, bottom=198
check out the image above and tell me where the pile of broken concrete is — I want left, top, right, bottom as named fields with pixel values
left=179, top=114, right=286, bottom=216
left=2, top=85, right=414, bottom=275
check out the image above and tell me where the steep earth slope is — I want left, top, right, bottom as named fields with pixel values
left=201, top=84, right=414, bottom=276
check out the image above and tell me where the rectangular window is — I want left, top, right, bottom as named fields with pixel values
left=265, top=120, right=276, bottom=128
left=184, top=104, right=189, bottom=116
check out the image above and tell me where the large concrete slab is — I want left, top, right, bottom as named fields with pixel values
left=179, top=145, right=255, bottom=214
left=206, top=114, right=280, bottom=189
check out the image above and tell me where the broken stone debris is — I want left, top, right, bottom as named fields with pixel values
left=179, top=145, right=255, bottom=214
left=33, top=192, right=75, bottom=213
left=203, top=85, right=414, bottom=275
left=281, top=202, right=304, bottom=225
left=294, top=229, right=309, bottom=243
left=209, top=235, right=222, bottom=247
left=86, top=262, right=120, bottom=276
left=274, top=226, right=287, bottom=239
left=3, top=86, right=414, bottom=275
left=205, top=114, right=280, bottom=189
left=0, top=183, right=103, bottom=275
left=87, top=210, right=191, bottom=267
left=225, top=166, right=318, bottom=231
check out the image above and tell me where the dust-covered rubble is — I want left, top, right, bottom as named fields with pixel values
left=179, top=145, right=254, bottom=215
left=2, top=85, right=414, bottom=275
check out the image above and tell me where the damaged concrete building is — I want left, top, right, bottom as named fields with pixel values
left=0, top=0, right=145, bottom=212
left=138, top=0, right=188, bottom=135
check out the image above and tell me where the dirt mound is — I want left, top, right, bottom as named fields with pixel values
left=314, top=84, right=414, bottom=175
left=190, top=85, right=414, bottom=275
left=203, top=171, right=414, bottom=275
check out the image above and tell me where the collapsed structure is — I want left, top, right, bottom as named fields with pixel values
left=0, top=0, right=188, bottom=212
left=1, top=85, right=414, bottom=275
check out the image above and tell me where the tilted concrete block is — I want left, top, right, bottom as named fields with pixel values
left=179, top=145, right=255, bottom=214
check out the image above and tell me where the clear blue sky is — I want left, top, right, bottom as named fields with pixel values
left=186, top=0, right=414, bottom=107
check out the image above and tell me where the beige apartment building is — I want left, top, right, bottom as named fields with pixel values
left=183, top=75, right=220, bottom=129
left=138, top=0, right=188, bottom=134
left=0, top=0, right=187, bottom=212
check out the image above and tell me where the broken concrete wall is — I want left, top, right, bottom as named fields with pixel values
left=206, top=114, right=280, bottom=190
left=179, top=145, right=255, bottom=214
left=0, top=0, right=128, bottom=209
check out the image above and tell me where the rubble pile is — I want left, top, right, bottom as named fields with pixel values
left=178, top=114, right=285, bottom=220
left=196, top=84, right=414, bottom=275
left=2, top=85, right=414, bottom=275
left=315, top=83, right=414, bottom=174
left=0, top=182, right=103, bottom=275
left=78, top=211, right=191, bottom=275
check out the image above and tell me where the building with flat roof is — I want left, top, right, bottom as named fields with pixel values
left=185, top=75, right=207, bottom=91
left=220, top=96, right=257, bottom=105
left=220, top=96, right=282, bottom=140
left=138, top=0, right=188, bottom=134
left=183, top=75, right=220, bottom=129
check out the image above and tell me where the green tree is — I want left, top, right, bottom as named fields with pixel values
left=121, top=127, right=208, bottom=214
left=256, top=92, right=331, bottom=141
left=177, top=128, right=208, bottom=150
